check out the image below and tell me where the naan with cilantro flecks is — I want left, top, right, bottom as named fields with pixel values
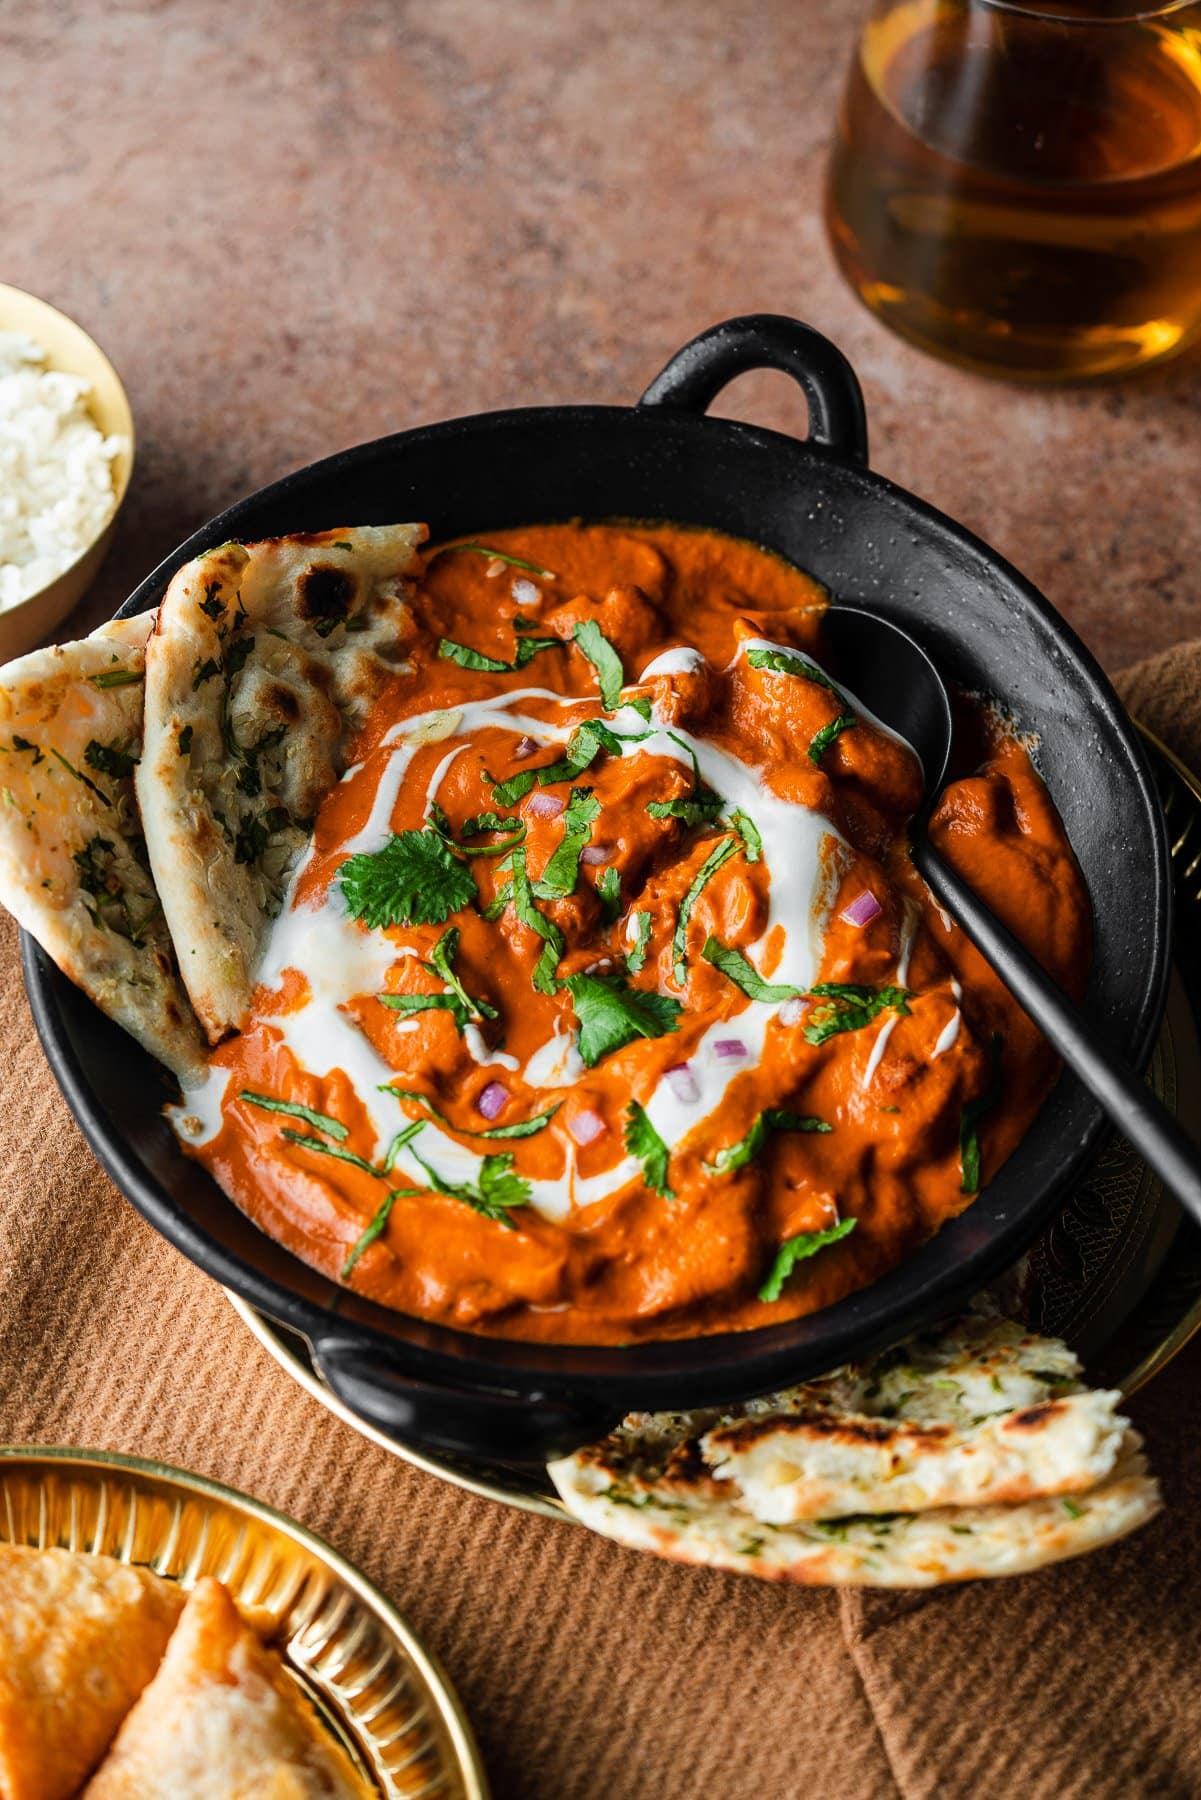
left=82, top=1577, right=373, bottom=1800
left=0, top=1546, right=183, bottom=1800
left=547, top=1309, right=1161, bottom=1585
left=136, top=525, right=425, bottom=1042
left=0, top=612, right=206, bottom=1083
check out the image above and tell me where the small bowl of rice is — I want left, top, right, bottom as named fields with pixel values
left=0, top=282, right=134, bottom=662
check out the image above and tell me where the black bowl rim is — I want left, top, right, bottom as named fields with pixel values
left=22, top=396, right=1171, bottom=1408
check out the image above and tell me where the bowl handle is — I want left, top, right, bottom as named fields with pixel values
left=310, top=1336, right=619, bottom=1466
left=638, top=313, right=868, bottom=465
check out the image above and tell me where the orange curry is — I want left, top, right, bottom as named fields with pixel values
left=181, top=524, right=1091, bottom=1343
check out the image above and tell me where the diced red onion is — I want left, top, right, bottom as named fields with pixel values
left=580, top=843, right=611, bottom=865
left=665, top=1063, right=700, bottom=1104
left=528, top=791, right=565, bottom=819
left=840, top=888, right=883, bottom=929
left=713, top=1037, right=748, bottom=1061
left=476, top=1081, right=510, bottom=1121
left=513, top=735, right=537, bottom=760
left=568, top=1107, right=607, bottom=1146
left=511, top=577, right=540, bottom=607
left=778, top=997, right=805, bottom=1027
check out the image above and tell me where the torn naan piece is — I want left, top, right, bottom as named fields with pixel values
left=136, top=525, right=425, bottom=1042
left=0, top=1545, right=183, bottom=1800
left=702, top=1312, right=1125, bottom=1521
left=0, top=613, right=206, bottom=1082
left=82, top=1577, right=373, bottom=1799
left=547, top=1310, right=1161, bottom=1585
left=549, top=1433, right=1158, bottom=1587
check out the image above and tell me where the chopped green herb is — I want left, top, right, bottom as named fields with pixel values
left=510, top=842, right=565, bottom=993
left=513, top=635, right=559, bottom=667
left=808, top=711, right=858, bottom=765
left=596, top=864, right=622, bottom=923
left=757, top=1218, right=858, bottom=1303
left=279, top=1129, right=384, bottom=1180
left=410, top=1147, right=531, bottom=1228
left=384, top=1084, right=560, bottom=1140
left=672, top=837, right=738, bottom=983
left=804, top=982, right=911, bottom=1046
left=436, top=542, right=551, bottom=577
left=11, top=735, right=43, bottom=765
left=192, top=657, right=222, bottom=690
left=626, top=911, right=652, bottom=975
left=533, top=786, right=601, bottom=900
left=49, top=747, right=108, bottom=802
left=560, top=972, right=683, bottom=1068
left=239, top=1090, right=348, bottom=1140
left=428, top=924, right=498, bottom=1023
left=89, top=667, right=143, bottom=689
left=729, top=809, right=762, bottom=862
left=959, top=1032, right=1004, bottom=1195
left=339, top=829, right=477, bottom=930
left=487, top=717, right=647, bottom=807
left=84, top=739, right=137, bottom=780
left=573, top=619, right=624, bottom=711
left=625, top=696, right=654, bottom=722
left=1062, top=1498, right=1083, bottom=1521
left=460, top=811, right=524, bottom=839
left=377, top=991, right=470, bottom=1031
left=624, top=1101, right=673, bottom=1199
left=341, top=1187, right=421, bottom=1278
left=701, top=937, right=802, bottom=1003
left=383, top=1119, right=426, bottom=1170
left=438, top=638, right=517, bottom=674
left=745, top=646, right=842, bottom=694
left=707, top=1108, right=831, bottom=1175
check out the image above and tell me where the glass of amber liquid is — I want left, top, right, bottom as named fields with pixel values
left=826, top=0, right=1201, bottom=380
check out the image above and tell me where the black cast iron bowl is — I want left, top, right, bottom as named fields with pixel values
left=22, top=315, right=1171, bottom=1464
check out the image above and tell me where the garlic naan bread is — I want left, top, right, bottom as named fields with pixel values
left=548, top=1311, right=1161, bottom=1585
left=83, top=1577, right=372, bottom=1799
left=0, top=1545, right=183, bottom=1800
left=136, top=525, right=424, bottom=1042
left=0, top=613, right=205, bottom=1083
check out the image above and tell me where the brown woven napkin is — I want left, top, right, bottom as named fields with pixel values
left=0, top=652, right=1199, bottom=1800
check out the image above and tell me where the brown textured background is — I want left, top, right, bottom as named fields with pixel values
left=4, top=3, right=1201, bottom=1796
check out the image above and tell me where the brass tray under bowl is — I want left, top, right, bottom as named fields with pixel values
left=0, top=1445, right=488, bottom=1795
left=228, top=724, right=1201, bottom=1525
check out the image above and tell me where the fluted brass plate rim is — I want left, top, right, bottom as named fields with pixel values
left=0, top=1444, right=489, bottom=1797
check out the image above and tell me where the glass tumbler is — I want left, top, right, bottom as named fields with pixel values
left=826, top=0, right=1201, bottom=380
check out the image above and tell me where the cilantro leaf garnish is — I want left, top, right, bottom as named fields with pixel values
left=573, top=620, right=625, bottom=711
left=438, top=635, right=559, bottom=675
left=383, top=1084, right=560, bottom=1140
left=624, top=1101, right=674, bottom=1199
left=239, top=1090, right=348, bottom=1141
left=377, top=992, right=470, bottom=1031
left=596, top=864, right=622, bottom=923
left=729, top=809, right=762, bottom=862
left=648, top=729, right=724, bottom=826
left=745, top=645, right=841, bottom=690
left=84, top=738, right=137, bottom=780
left=435, top=542, right=552, bottom=577
left=342, top=1188, right=414, bottom=1278
left=488, top=717, right=647, bottom=807
left=672, top=837, right=739, bottom=983
left=429, top=805, right=526, bottom=859
left=702, top=937, right=803, bottom=1003
left=88, top=666, right=143, bottom=689
left=280, top=1128, right=385, bottom=1180
left=808, top=711, right=858, bottom=766
left=10, top=735, right=43, bottom=765
left=532, top=786, right=601, bottom=900
left=959, top=1032, right=1003, bottom=1194
left=626, top=911, right=652, bottom=975
left=460, top=812, right=524, bottom=839
left=427, top=925, right=498, bottom=1023
left=804, top=982, right=911, bottom=1046
left=757, top=1218, right=858, bottom=1303
left=706, top=1108, right=830, bottom=1175
left=509, top=842, right=565, bottom=992
left=339, top=828, right=477, bottom=929
left=438, top=638, right=512, bottom=674
left=743, top=646, right=859, bottom=765
left=560, top=972, right=683, bottom=1067
left=410, top=1146, right=531, bottom=1228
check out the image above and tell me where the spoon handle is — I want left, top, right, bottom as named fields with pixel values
left=912, top=838, right=1201, bottom=1221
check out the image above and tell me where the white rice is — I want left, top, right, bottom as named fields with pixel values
left=0, top=329, right=128, bottom=613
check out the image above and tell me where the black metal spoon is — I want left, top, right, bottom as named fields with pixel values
left=822, top=603, right=1201, bottom=1220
